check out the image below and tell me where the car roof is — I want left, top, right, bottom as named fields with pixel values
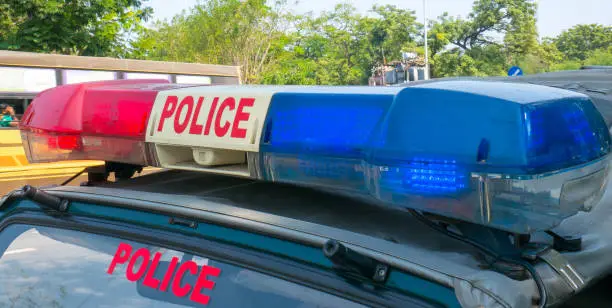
left=44, top=169, right=546, bottom=307
left=51, top=170, right=481, bottom=266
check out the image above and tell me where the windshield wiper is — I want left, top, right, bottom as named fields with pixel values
left=0, top=185, right=69, bottom=213
left=22, top=185, right=70, bottom=212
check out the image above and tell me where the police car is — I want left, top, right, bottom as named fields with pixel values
left=1, top=78, right=612, bottom=307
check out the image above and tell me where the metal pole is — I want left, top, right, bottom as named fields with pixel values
left=423, top=0, right=429, bottom=79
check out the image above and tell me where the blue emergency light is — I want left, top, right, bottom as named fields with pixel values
left=259, top=81, right=611, bottom=234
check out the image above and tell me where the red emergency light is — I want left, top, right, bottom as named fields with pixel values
left=20, top=79, right=197, bottom=165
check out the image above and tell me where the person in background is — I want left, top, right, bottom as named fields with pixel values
left=0, top=104, right=18, bottom=128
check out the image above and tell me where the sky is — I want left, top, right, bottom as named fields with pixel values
left=147, top=0, right=612, bottom=38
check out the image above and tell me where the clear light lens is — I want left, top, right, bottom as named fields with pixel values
left=561, top=166, right=609, bottom=211
left=22, top=131, right=148, bottom=165
left=263, top=154, right=365, bottom=190
left=19, top=80, right=189, bottom=166
left=481, top=157, right=610, bottom=233
left=262, top=153, right=610, bottom=234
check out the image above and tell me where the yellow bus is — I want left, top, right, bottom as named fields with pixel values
left=0, top=50, right=241, bottom=193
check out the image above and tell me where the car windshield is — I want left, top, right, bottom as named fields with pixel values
left=0, top=224, right=366, bottom=308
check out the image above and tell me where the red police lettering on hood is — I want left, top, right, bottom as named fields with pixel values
left=107, top=242, right=221, bottom=305
left=157, top=95, right=254, bottom=139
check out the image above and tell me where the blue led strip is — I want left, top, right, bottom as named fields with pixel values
left=378, top=159, right=468, bottom=195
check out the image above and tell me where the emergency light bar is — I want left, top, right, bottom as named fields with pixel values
left=20, top=80, right=612, bottom=234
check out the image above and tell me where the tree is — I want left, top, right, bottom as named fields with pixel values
left=501, top=0, right=538, bottom=62
left=0, top=0, right=152, bottom=56
left=368, top=5, right=419, bottom=64
left=554, top=24, right=612, bottom=61
left=134, top=1, right=420, bottom=85
left=429, top=0, right=536, bottom=54
left=433, top=51, right=483, bottom=77
left=427, top=0, right=538, bottom=77
left=514, top=39, right=563, bottom=74
left=134, top=0, right=290, bottom=84
left=585, top=47, right=612, bottom=66
left=272, top=3, right=419, bottom=85
left=132, top=0, right=606, bottom=83
left=309, top=3, right=369, bottom=84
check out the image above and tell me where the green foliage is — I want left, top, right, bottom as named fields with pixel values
left=549, top=60, right=582, bottom=71
left=133, top=0, right=290, bottom=84
left=143, top=0, right=610, bottom=82
left=427, top=0, right=538, bottom=77
left=369, top=5, right=419, bottom=63
left=303, top=3, right=373, bottom=85
left=498, top=0, right=538, bottom=59
left=585, top=47, right=612, bottom=66
left=546, top=46, right=612, bottom=71
left=514, top=54, right=544, bottom=74
left=0, top=0, right=152, bottom=56
left=511, top=40, right=563, bottom=74
left=4, top=0, right=611, bottom=84
left=135, top=1, right=420, bottom=84
left=428, top=0, right=537, bottom=53
left=536, top=39, right=564, bottom=67
left=425, top=1, right=612, bottom=78
left=264, top=2, right=420, bottom=85
left=433, top=52, right=483, bottom=77
left=554, top=24, right=612, bottom=60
